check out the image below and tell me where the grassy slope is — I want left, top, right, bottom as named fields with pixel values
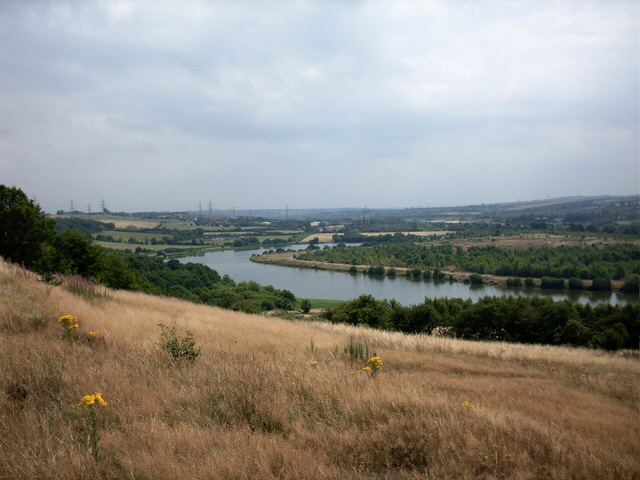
left=1, top=259, right=638, bottom=479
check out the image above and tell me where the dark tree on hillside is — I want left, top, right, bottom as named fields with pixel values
left=0, top=185, right=56, bottom=269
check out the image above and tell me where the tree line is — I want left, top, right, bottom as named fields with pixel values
left=321, top=294, right=638, bottom=351
left=299, top=235, right=639, bottom=287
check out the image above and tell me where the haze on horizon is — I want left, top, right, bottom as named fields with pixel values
left=1, top=0, right=638, bottom=215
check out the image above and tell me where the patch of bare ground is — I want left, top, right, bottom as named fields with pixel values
left=1, top=259, right=638, bottom=479
left=302, top=231, right=453, bottom=243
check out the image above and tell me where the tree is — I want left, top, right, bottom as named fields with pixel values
left=300, top=299, right=312, bottom=314
left=0, top=185, right=56, bottom=270
left=53, top=229, right=103, bottom=277
left=568, top=277, right=586, bottom=291
left=589, top=277, right=612, bottom=292
left=621, top=274, right=639, bottom=294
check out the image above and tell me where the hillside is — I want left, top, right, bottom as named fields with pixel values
left=1, top=259, right=638, bottom=479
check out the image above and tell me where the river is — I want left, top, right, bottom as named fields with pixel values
left=176, top=244, right=638, bottom=306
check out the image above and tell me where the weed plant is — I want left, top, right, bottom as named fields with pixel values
left=344, top=335, right=372, bottom=360
left=158, top=324, right=201, bottom=362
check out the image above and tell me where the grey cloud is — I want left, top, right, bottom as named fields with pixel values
left=0, top=0, right=637, bottom=212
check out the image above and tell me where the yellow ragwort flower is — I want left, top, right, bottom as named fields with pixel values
left=88, top=331, right=100, bottom=338
left=310, top=361, right=318, bottom=366
left=362, top=366, right=371, bottom=371
left=58, top=314, right=77, bottom=324
left=462, top=401, right=473, bottom=408
left=366, top=356, right=383, bottom=366
left=77, top=392, right=108, bottom=407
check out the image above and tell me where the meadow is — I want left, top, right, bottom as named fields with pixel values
left=1, top=258, right=638, bottom=479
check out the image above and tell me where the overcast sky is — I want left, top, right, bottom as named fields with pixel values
left=1, top=1, right=638, bottom=214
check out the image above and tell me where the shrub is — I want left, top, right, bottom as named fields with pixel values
left=506, top=278, right=523, bottom=287
left=620, top=274, right=639, bottom=294
left=368, top=265, right=385, bottom=276
left=596, top=323, right=630, bottom=350
left=589, top=277, right=612, bottom=292
left=541, top=277, right=565, bottom=289
left=300, top=299, right=312, bottom=314
left=158, top=324, right=201, bottom=362
left=469, top=273, right=483, bottom=285
left=568, top=277, right=586, bottom=290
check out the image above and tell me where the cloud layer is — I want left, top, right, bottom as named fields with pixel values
left=1, top=0, right=638, bottom=213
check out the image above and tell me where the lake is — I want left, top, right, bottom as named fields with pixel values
left=176, top=244, right=638, bottom=306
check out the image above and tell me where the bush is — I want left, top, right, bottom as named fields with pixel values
left=621, top=274, right=639, bottom=294
left=540, top=277, right=565, bottom=289
left=525, top=278, right=535, bottom=287
left=568, top=277, right=586, bottom=291
left=158, top=324, right=201, bottom=362
left=300, top=299, right=312, bottom=313
left=589, top=277, right=612, bottom=292
left=368, top=265, right=385, bottom=276
left=506, top=278, right=523, bottom=287
left=261, top=299, right=275, bottom=311
left=469, top=273, right=483, bottom=285
left=596, top=323, right=630, bottom=350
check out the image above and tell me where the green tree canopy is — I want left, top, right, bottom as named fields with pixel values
left=0, top=185, right=56, bottom=270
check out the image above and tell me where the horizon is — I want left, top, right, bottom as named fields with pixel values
left=42, top=193, right=638, bottom=217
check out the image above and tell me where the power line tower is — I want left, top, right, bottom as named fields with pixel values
left=100, top=198, right=106, bottom=214
left=69, top=200, right=75, bottom=213
left=87, top=204, right=91, bottom=214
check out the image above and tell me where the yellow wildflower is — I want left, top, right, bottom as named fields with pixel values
left=309, top=361, right=318, bottom=366
left=88, top=331, right=100, bottom=338
left=362, top=366, right=371, bottom=371
left=462, top=401, right=473, bottom=408
left=58, top=315, right=77, bottom=324
left=77, top=392, right=108, bottom=407
left=365, top=356, right=383, bottom=374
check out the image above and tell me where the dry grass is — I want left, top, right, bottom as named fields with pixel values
left=1, top=258, right=638, bottom=479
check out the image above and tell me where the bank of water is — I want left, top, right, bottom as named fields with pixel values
left=177, top=244, right=638, bottom=307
